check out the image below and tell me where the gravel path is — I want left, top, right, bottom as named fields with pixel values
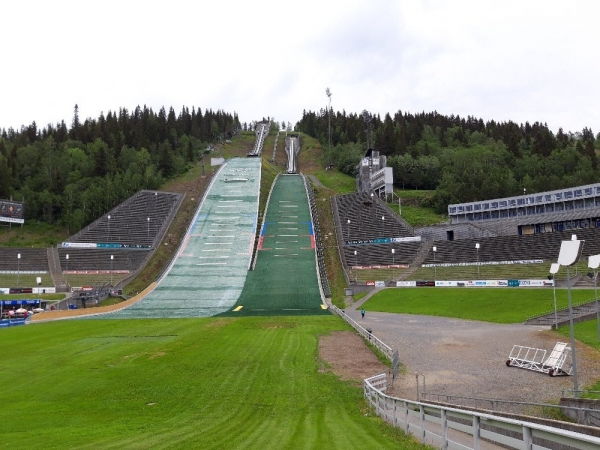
left=345, top=292, right=600, bottom=405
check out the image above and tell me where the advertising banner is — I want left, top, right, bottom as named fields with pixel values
left=64, top=270, right=129, bottom=275
left=62, top=242, right=97, bottom=248
left=9, top=288, right=33, bottom=294
left=390, top=236, right=421, bottom=243
left=0, top=288, right=9, bottom=294
left=396, top=281, right=416, bottom=287
left=374, top=281, right=385, bottom=287
left=62, top=242, right=150, bottom=249
left=435, top=280, right=458, bottom=287
left=1, top=300, right=41, bottom=306
left=0, top=200, right=25, bottom=224
left=0, top=319, right=27, bottom=328
left=32, top=287, right=56, bottom=294
left=422, top=259, right=544, bottom=268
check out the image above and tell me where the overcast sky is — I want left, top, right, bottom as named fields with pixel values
left=2, top=0, right=599, bottom=135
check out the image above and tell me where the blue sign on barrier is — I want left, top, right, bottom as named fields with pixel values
left=1, top=300, right=41, bottom=306
left=0, top=319, right=26, bottom=328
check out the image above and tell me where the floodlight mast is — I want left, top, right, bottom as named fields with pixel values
left=557, top=238, right=584, bottom=398
left=325, top=88, right=332, bottom=151
left=588, top=254, right=600, bottom=341
left=549, top=263, right=560, bottom=329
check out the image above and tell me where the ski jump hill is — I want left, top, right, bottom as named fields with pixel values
left=109, top=157, right=329, bottom=318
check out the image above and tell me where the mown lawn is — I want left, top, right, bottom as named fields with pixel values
left=1, top=316, right=427, bottom=450
left=362, top=287, right=598, bottom=323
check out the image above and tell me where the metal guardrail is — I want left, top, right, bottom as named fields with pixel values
left=364, top=373, right=600, bottom=450
left=422, top=392, right=600, bottom=428
left=330, top=305, right=393, bottom=361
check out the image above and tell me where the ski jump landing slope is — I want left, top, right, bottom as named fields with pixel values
left=221, top=174, right=329, bottom=317
left=111, top=158, right=261, bottom=318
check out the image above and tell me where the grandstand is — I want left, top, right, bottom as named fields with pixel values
left=329, top=179, right=600, bottom=288
left=333, top=192, right=422, bottom=270
left=53, top=190, right=183, bottom=290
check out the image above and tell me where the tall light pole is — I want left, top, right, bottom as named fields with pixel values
left=147, top=217, right=151, bottom=241
left=110, top=254, right=114, bottom=286
left=475, top=243, right=480, bottom=278
left=354, top=250, right=357, bottom=268
left=588, top=254, right=600, bottom=341
left=107, top=214, right=111, bottom=243
left=433, top=246, right=437, bottom=280
left=391, top=248, right=396, bottom=278
left=381, top=215, right=385, bottom=235
left=326, top=87, right=332, bottom=150
left=550, top=263, right=560, bottom=329
left=17, top=253, right=21, bottom=286
left=558, top=235, right=583, bottom=397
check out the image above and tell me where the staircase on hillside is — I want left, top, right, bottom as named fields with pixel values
left=47, top=247, right=68, bottom=292
left=525, top=299, right=599, bottom=327
left=395, top=239, right=433, bottom=282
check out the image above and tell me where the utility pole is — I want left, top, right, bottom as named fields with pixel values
left=326, top=88, right=332, bottom=150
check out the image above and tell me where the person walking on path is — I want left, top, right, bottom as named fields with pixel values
left=361, top=308, right=365, bottom=319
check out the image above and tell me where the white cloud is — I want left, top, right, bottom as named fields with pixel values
left=1, top=0, right=599, bottom=134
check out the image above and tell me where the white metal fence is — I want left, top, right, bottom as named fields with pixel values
left=330, top=304, right=393, bottom=360
left=364, top=373, right=600, bottom=450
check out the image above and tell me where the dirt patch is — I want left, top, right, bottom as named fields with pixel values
left=319, top=331, right=388, bottom=384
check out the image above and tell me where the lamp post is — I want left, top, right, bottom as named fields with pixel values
left=354, top=250, right=357, bottom=267
left=326, top=87, right=332, bottom=150
left=475, top=243, right=480, bottom=278
left=588, top=254, right=600, bottom=341
left=110, top=255, right=114, bottom=286
left=550, top=263, right=560, bottom=330
left=347, top=219, right=350, bottom=241
left=107, top=214, right=111, bottom=243
left=65, top=254, right=69, bottom=289
left=17, top=253, right=21, bottom=286
left=147, top=217, right=151, bottom=241
left=433, top=246, right=437, bottom=280
left=391, top=248, right=395, bottom=278
left=558, top=235, right=583, bottom=397
left=381, top=215, right=385, bottom=235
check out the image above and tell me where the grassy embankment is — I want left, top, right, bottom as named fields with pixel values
left=1, top=316, right=427, bottom=449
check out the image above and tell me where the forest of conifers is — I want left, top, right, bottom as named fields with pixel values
left=0, top=105, right=239, bottom=230
left=2, top=104, right=599, bottom=227
left=297, top=109, right=600, bottom=213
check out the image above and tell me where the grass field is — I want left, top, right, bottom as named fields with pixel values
left=1, top=317, right=426, bottom=449
left=362, top=287, right=598, bottom=323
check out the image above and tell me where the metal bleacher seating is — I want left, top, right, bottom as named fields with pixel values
left=334, top=193, right=422, bottom=267
left=0, top=248, right=50, bottom=272
left=421, top=227, right=600, bottom=266
left=58, top=190, right=183, bottom=282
